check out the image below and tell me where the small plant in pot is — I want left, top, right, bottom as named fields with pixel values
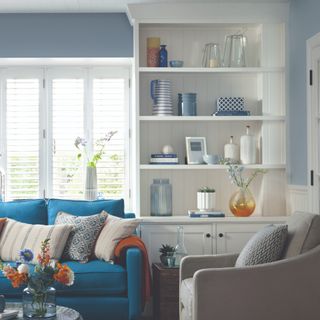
left=197, top=187, right=216, bottom=211
left=159, top=244, right=176, bottom=267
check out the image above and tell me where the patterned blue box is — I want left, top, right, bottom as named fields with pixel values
left=217, top=97, right=245, bottom=112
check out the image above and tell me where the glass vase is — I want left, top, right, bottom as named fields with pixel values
left=174, top=226, right=188, bottom=266
left=23, top=286, right=56, bottom=318
left=150, top=179, right=172, bottom=216
left=85, top=166, right=97, bottom=200
left=229, top=187, right=256, bottom=217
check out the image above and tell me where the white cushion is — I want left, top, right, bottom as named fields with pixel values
left=94, top=213, right=139, bottom=261
left=180, top=278, right=193, bottom=320
left=0, top=218, right=73, bottom=263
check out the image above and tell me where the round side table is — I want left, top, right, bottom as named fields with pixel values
left=5, top=302, right=83, bottom=320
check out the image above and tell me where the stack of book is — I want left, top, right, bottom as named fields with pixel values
left=150, top=153, right=179, bottom=164
left=188, top=210, right=225, bottom=218
left=213, top=110, right=251, bottom=116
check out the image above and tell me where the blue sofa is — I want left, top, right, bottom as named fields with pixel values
left=0, top=199, right=143, bottom=320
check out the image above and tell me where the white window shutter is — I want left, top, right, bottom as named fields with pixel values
left=6, top=79, right=40, bottom=200
left=93, top=78, right=126, bottom=199
left=51, top=78, right=84, bottom=199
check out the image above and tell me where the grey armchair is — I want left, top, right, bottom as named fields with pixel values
left=180, top=212, right=320, bottom=320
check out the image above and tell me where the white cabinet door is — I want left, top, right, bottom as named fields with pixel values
left=216, top=223, right=269, bottom=254
left=140, top=224, right=214, bottom=264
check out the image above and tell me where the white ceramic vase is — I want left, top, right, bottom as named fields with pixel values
left=85, top=166, right=97, bottom=200
left=197, top=192, right=216, bottom=211
left=224, top=136, right=240, bottom=162
left=240, top=126, right=256, bottom=164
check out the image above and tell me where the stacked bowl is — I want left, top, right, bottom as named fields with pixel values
left=178, top=93, right=197, bottom=116
left=150, top=79, right=173, bottom=116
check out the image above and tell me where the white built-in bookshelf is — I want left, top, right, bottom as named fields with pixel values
left=129, top=5, right=287, bottom=217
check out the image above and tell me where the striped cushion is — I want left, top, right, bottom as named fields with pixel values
left=0, top=218, right=73, bottom=263
left=94, top=213, right=139, bottom=261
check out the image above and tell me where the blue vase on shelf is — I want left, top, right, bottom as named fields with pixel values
left=159, top=45, right=168, bottom=67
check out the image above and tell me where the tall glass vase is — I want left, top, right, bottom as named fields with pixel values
left=23, top=286, right=56, bottom=318
left=85, top=166, right=97, bottom=200
left=229, top=187, right=255, bottom=217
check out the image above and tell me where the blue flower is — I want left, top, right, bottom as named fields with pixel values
left=19, top=249, right=34, bottom=263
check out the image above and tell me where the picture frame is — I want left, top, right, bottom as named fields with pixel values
left=185, top=137, right=207, bottom=164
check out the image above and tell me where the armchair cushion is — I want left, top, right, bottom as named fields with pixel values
left=235, top=224, right=288, bottom=267
left=180, top=278, right=193, bottom=320
left=283, top=212, right=320, bottom=258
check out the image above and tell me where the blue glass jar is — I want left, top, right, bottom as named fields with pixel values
left=159, top=45, right=168, bottom=67
left=151, top=179, right=172, bottom=216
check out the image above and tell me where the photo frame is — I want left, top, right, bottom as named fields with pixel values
left=185, top=137, right=207, bottom=164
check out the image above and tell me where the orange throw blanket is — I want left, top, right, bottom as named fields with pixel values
left=114, top=235, right=151, bottom=307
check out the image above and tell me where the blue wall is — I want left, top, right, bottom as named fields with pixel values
left=0, top=13, right=133, bottom=57
left=289, top=0, right=320, bottom=185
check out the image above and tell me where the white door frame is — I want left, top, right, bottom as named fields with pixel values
left=307, top=32, right=320, bottom=213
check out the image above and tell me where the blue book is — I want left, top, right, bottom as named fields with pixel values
left=151, top=153, right=177, bottom=158
left=188, top=210, right=225, bottom=218
left=213, top=110, right=251, bottom=116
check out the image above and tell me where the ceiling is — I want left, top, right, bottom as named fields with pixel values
left=0, top=0, right=289, bottom=13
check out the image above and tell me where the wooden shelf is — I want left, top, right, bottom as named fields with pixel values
left=140, top=164, right=286, bottom=170
left=139, top=67, right=284, bottom=73
left=139, top=115, right=285, bottom=122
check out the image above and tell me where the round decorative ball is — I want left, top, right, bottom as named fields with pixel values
left=162, top=145, right=174, bottom=154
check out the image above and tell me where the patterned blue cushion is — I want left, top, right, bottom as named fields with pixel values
left=55, top=211, right=108, bottom=262
left=217, top=97, right=245, bottom=111
left=47, top=199, right=124, bottom=224
left=0, top=199, right=47, bottom=224
left=235, top=224, right=288, bottom=267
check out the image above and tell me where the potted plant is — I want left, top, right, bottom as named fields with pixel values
left=197, top=187, right=216, bottom=211
left=159, top=244, right=175, bottom=267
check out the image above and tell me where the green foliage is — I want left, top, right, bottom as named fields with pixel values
left=159, top=244, right=175, bottom=255
left=198, top=186, right=216, bottom=193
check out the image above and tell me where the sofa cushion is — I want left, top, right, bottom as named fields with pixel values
left=94, top=214, right=139, bottom=262
left=283, top=212, right=320, bottom=258
left=180, top=278, right=193, bottom=320
left=55, top=211, right=108, bottom=262
left=0, top=219, right=73, bottom=264
left=56, top=260, right=127, bottom=296
left=235, top=224, right=288, bottom=267
left=47, top=199, right=124, bottom=225
left=0, top=199, right=47, bottom=224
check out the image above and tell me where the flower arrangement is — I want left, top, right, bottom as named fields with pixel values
left=227, top=164, right=267, bottom=189
left=75, top=131, right=117, bottom=168
left=0, top=239, right=74, bottom=317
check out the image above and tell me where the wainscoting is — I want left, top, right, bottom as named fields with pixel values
left=287, top=185, right=309, bottom=215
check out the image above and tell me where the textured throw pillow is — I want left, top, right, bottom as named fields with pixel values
left=235, top=224, right=288, bottom=267
left=95, top=213, right=139, bottom=262
left=0, top=218, right=73, bottom=263
left=55, top=211, right=108, bottom=262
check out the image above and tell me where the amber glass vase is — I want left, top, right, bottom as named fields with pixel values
left=229, top=187, right=255, bottom=217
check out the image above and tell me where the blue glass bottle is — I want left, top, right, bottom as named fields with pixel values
left=159, top=45, right=168, bottom=67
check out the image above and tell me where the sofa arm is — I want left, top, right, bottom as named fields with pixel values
left=193, top=246, right=320, bottom=320
left=180, top=253, right=238, bottom=281
left=125, top=213, right=136, bottom=219
left=126, top=247, right=142, bottom=320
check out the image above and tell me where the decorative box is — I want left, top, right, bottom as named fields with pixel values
left=217, top=97, right=245, bottom=112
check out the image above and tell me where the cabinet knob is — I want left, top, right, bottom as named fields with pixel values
left=206, top=233, right=211, bottom=238
left=218, top=233, right=224, bottom=238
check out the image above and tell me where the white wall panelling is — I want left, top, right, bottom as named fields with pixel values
left=287, top=185, right=309, bottom=215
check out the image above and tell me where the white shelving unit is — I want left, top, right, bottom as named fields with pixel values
left=128, top=3, right=288, bottom=217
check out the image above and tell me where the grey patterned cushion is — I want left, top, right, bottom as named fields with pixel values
left=55, top=211, right=108, bottom=262
left=235, top=224, right=288, bottom=267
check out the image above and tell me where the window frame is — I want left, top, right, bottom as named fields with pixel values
left=0, top=65, right=131, bottom=207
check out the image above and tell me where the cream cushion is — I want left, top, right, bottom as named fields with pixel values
left=180, top=278, right=194, bottom=320
left=94, top=213, right=139, bottom=261
left=0, top=218, right=73, bottom=263
left=283, top=212, right=320, bottom=258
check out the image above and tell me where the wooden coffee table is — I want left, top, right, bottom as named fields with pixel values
left=5, top=302, right=83, bottom=320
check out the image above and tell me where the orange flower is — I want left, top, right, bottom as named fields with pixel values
left=3, top=265, right=28, bottom=288
left=54, top=263, right=74, bottom=286
left=37, top=239, right=51, bottom=267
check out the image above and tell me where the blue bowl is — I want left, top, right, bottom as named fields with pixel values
left=170, top=60, right=184, bottom=68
